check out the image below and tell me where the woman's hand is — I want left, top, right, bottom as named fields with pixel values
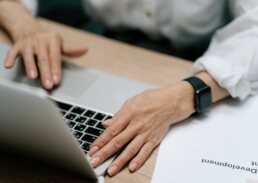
left=0, top=1, right=88, bottom=89
left=4, top=29, right=88, bottom=89
left=89, top=82, right=195, bottom=176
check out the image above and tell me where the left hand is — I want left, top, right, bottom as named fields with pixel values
left=89, top=81, right=195, bottom=176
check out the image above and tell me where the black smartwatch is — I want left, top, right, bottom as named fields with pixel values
left=184, top=76, right=212, bottom=115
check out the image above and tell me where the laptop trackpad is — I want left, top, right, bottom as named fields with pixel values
left=52, top=65, right=97, bottom=98
left=50, top=65, right=155, bottom=114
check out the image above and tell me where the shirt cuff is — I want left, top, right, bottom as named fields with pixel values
left=193, top=56, right=252, bottom=100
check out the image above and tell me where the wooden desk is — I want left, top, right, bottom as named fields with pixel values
left=0, top=19, right=192, bottom=183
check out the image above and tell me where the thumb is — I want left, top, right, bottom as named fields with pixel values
left=62, top=45, right=88, bottom=57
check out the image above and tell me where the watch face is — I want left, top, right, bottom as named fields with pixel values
left=184, top=76, right=213, bottom=114
left=196, top=85, right=212, bottom=113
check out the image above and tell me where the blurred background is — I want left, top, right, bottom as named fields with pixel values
left=38, top=0, right=207, bottom=61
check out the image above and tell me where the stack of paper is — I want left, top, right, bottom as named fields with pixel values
left=152, top=96, right=258, bottom=183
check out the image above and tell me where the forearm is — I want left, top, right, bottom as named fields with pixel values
left=0, top=0, right=39, bottom=41
left=196, top=72, right=229, bottom=103
left=168, top=71, right=229, bottom=123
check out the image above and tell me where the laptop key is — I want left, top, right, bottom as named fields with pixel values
left=55, top=101, right=72, bottom=111
left=73, top=131, right=83, bottom=139
left=94, top=113, right=106, bottom=121
left=83, top=110, right=96, bottom=118
left=86, top=119, right=97, bottom=126
left=60, top=110, right=67, bottom=116
left=105, top=115, right=112, bottom=120
left=77, top=140, right=83, bottom=145
left=96, top=122, right=105, bottom=130
left=82, top=142, right=91, bottom=152
left=71, top=107, right=85, bottom=115
left=82, top=134, right=97, bottom=143
left=74, top=124, right=86, bottom=132
left=75, top=116, right=87, bottom=123
left=65, top=113, right=77, bottom=121
left=67, top=121, right=76, bottom=128
left=85, top=127, right=103, bottom=136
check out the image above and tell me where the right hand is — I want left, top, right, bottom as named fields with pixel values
left=4, top=29, right=88, bottom=89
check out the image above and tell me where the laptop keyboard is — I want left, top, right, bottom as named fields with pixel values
left=54, top=100, right=112, bottom=154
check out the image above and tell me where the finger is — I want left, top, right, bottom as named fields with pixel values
left=89, top=108, right=132, bottom=156
left=4, top=44, right=20, bottom=68
left=102, top=119, right=113, bottom=128
left=62, top=45, right=88, bottom=57
left=90, top=123, right=140, bottom=168
left=49, top=37, right=62, bottom=85
left=128, top=141, right=157, bottom=172
left=36, top=41, right=53, bottom=89
left=107, top=135, right=145, bottom=176
left=22, top=42, right=38, bottom=79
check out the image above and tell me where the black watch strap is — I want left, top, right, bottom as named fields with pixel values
left=184, top=76, right=212, bottom=115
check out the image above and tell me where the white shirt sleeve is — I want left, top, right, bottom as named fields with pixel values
left=193, top=0, right=258, bottom=100
left=20, top=0, right=38, bottom=15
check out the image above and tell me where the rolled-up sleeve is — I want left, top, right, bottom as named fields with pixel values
left=193, top=0, right=258, bottom=100
left=20, top=0, right=38, bottom=15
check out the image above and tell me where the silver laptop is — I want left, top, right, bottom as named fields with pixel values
left=0, top=43, right=155, bottom=182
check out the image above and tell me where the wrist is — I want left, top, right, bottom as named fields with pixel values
left=167, top=81, right=195, bottom=123
left=0, top=1, right=39, bottom=41
left=195, top=72, right=229, bottom=102
left=177, top=81, right=196, bottom=116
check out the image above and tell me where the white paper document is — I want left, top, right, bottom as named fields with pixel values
left=151, top=96, right=258, bottom=183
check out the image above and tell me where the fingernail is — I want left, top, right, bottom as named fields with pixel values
left=29, top=70, right=37, bottom=79
left=102, top=119, right=112, bottom=126
left=90, top=146, right=99, bottom=155
left=108, top=165, right=118, bottom=176
left=53, top=74, right=59, bottom=84
left=4, top=62, right=10, bottom=68
left=44, top=79, right=53, bottom=89
left=129, top=162, right=138, bottom=172
left=90, top=156, right=100, bottom=168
